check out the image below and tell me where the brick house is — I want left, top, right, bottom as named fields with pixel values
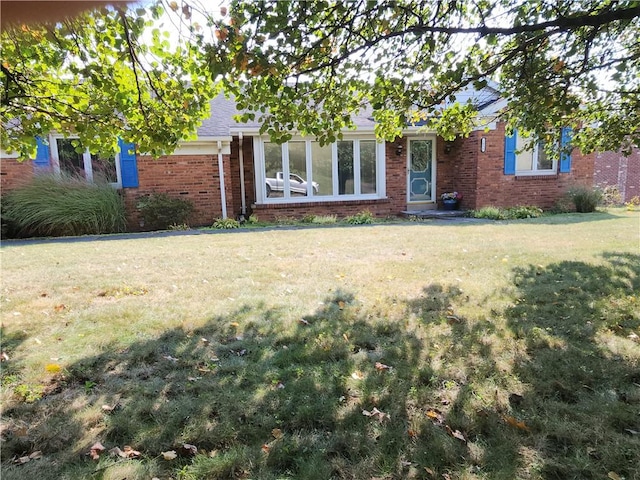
left=594, top=148, right=640, bottom=203
left=1, top=87, right=595, bottom=228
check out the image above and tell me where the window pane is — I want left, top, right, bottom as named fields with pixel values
left=264, top=142, right=283, bottom=198
left=91, top=154, right=117, bottom=183
left=360, top=140, right=377, bottom=194
left=288, top=141, right=307, bottom=197
left=311, top=142, right=332, bottom=196
left=337, top=141, right=354, bottom=195
left=515, top=135, right=534, bottom=171
left=536, top=143, right=552, bottom=170
left=57, top=139, right=85, bottom=177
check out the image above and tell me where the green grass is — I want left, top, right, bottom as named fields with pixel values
left=1, top=210, right=639, bottom=479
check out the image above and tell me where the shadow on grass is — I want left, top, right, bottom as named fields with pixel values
left=1, top=254, right=639, bottom=479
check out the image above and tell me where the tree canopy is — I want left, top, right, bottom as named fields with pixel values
left=1, top=3, right=216, bottom=158
left=2, top=0, right=639, bottom=158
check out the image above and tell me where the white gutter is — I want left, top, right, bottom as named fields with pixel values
left=238, top=132, right=247, bottom=216
left=217, top=140, right=227, bottom=219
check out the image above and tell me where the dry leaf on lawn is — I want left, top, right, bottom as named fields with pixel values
left=272, top=428, right=283, bottom=439
left=89, top=442, right=106, bottom=460
left=161, top=450, right=177, bottom=460
left=425, top=409, right=444, bottom=424
left=182, top=444, right=198, bottom=456
left=445, top=425, right=467, bottom=442
left=261, top=444, right=270, bottom=454
left=351, top=370, right=364, bottom=380
left=362, top=407, right=390, bottom=422
left=503, top=415, right=531, bottom=432
left=375, top=362, right=392, bottom=371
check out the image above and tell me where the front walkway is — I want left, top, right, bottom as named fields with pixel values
left=402, top=209, right=468, bottom=219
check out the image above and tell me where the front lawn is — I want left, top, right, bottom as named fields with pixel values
left=1, top=211, right=638, bottom=479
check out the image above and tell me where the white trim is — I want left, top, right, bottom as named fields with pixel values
left=0, top=150, right=19, bottom=159
left=253, top=135, right=386, bottom=204
left=217, top=140, right=228, bottom=219
left=48, top=134, right=122, bottom=188
left=172, top=141, right=231, bottom=156
left=238, top=132, right=247, bottom=216
left=515, top=135, right=557, bottom=176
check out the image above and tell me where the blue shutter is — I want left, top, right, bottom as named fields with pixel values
left=34, top=136, right=51, bottom=169
left=504, top=129, right=517, bottom=175
left=118, top=138, right=138, bottom=187
left=559, top=127, right=572, bottom=173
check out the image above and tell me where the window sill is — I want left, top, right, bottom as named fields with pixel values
left=515, top=173, right=558, bottom=180
left=253, top=197, right=389, bottom=209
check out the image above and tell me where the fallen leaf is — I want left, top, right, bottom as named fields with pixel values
left=161, top=450, right=177, bottom=460
left=503, top=415, right=531, bottom=432
left=625, top=428, right=639, bottom=435
left=272, top=428, right=283, bottom=439
left=298, top=318, right=310, bottom=326
left=54, top=304, right=66, bottom=312
left=425, top=409, right=444, bottom=424
left=230, top=322, right=239, bottom=328
left=362, top=407, right=390, bottom=422
left=29, top=451, right=42, bottom=460
left=14, top=455, right=31, bottom=464
left=200, top=337, right=210, bottom=345
left=338, top=301, right=345, bottom=310
left=445, top=425, right=467, bottom=442
left=124, top=446, right=141, bottom=458
left=14, top=426, right=29, bottom=438
left=109, top=446, right=125, bottom=458
left=351, top=370, right=364, bottom=380
left=343, top=333, right=349, bottom=341
left=276, top=381, right=285, bottom=389
left=1, top=351, right=9, bottom=362
left=181, top=443, right=198, bottom=456
left=162, top=355, right=178, bottom=362
left=89, top=442, right=106, bottom=460
left=446, top=315, right=461, bottom=324
left=261, top=444, right=270, bottom=453
left=45, top=363, right=62, bottom=374
left=187, top=376, right=201, bottom=382
left=424, top=466, right=435, bottom=476
left=101, top=404, right=115, bottom=412
left=375, top=362, right=392, bottom=371
left=408, top=429, right=418, bottom=438
left=608, top=472, right=622, bottom=480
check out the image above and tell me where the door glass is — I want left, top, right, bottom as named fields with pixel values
left=409, top=140, right=433, bottom=202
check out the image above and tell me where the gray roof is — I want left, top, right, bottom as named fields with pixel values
left=197, top=83, right=502, bottom=137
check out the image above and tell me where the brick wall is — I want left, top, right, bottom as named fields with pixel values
left=121, top=154, right=231, bottom=230
left=1, top=158, right=36, bottom=192
left=460, top=122, right=594, bottom=209
left=594, top=149, right=640, bottom=202
left=436, top=134, right=479, bottom=210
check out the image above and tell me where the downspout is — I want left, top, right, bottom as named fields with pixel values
left=217, top=140, right=227, bottom=219
left=238, top=132, right=247, bottom=216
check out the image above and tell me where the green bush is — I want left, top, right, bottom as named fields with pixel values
left=311, top=214, right=337, bottom=224
left=505, top=205, right=544, bottom=219
left=470, top=205, right=543, bottom=220
left=212, top=218, right=240, bottom=229
left=567, top=186, right=602, bottom=213
left=2, top=174, right=126, bottom=238
left=345, top=210, right=375, bottom=225
left=136, top=193, right=194, bottom=230
left=470, top=206, right=505, bottom=220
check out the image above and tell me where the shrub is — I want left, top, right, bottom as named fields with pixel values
left=136, top=193, right=194, bottom=230
left=212, top=218, right=240, bottom=229
left=625, top=196, right=640, bottom=211
left=247, top=214, right=259, bottom=224
left=311, top=214, right=337, bottom=224
left=1, top=174, right=126, bottom=238
left=567, top=186, right=602, bottom=213
left=345, top=210, right=375, bottom=225
left=470, top=206, right=505, bottom=220
left=600, top=185, right=623, bottom=206
left=300, top=214, right=316, bottom=224
left=504, top=205, right=544, bottom=219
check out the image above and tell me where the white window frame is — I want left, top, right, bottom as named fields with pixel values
left=515, top=135, right=557, bottom=176
left=253, top=135, right=386, bottom=204
left=49, top=134, right=122, bottom=188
